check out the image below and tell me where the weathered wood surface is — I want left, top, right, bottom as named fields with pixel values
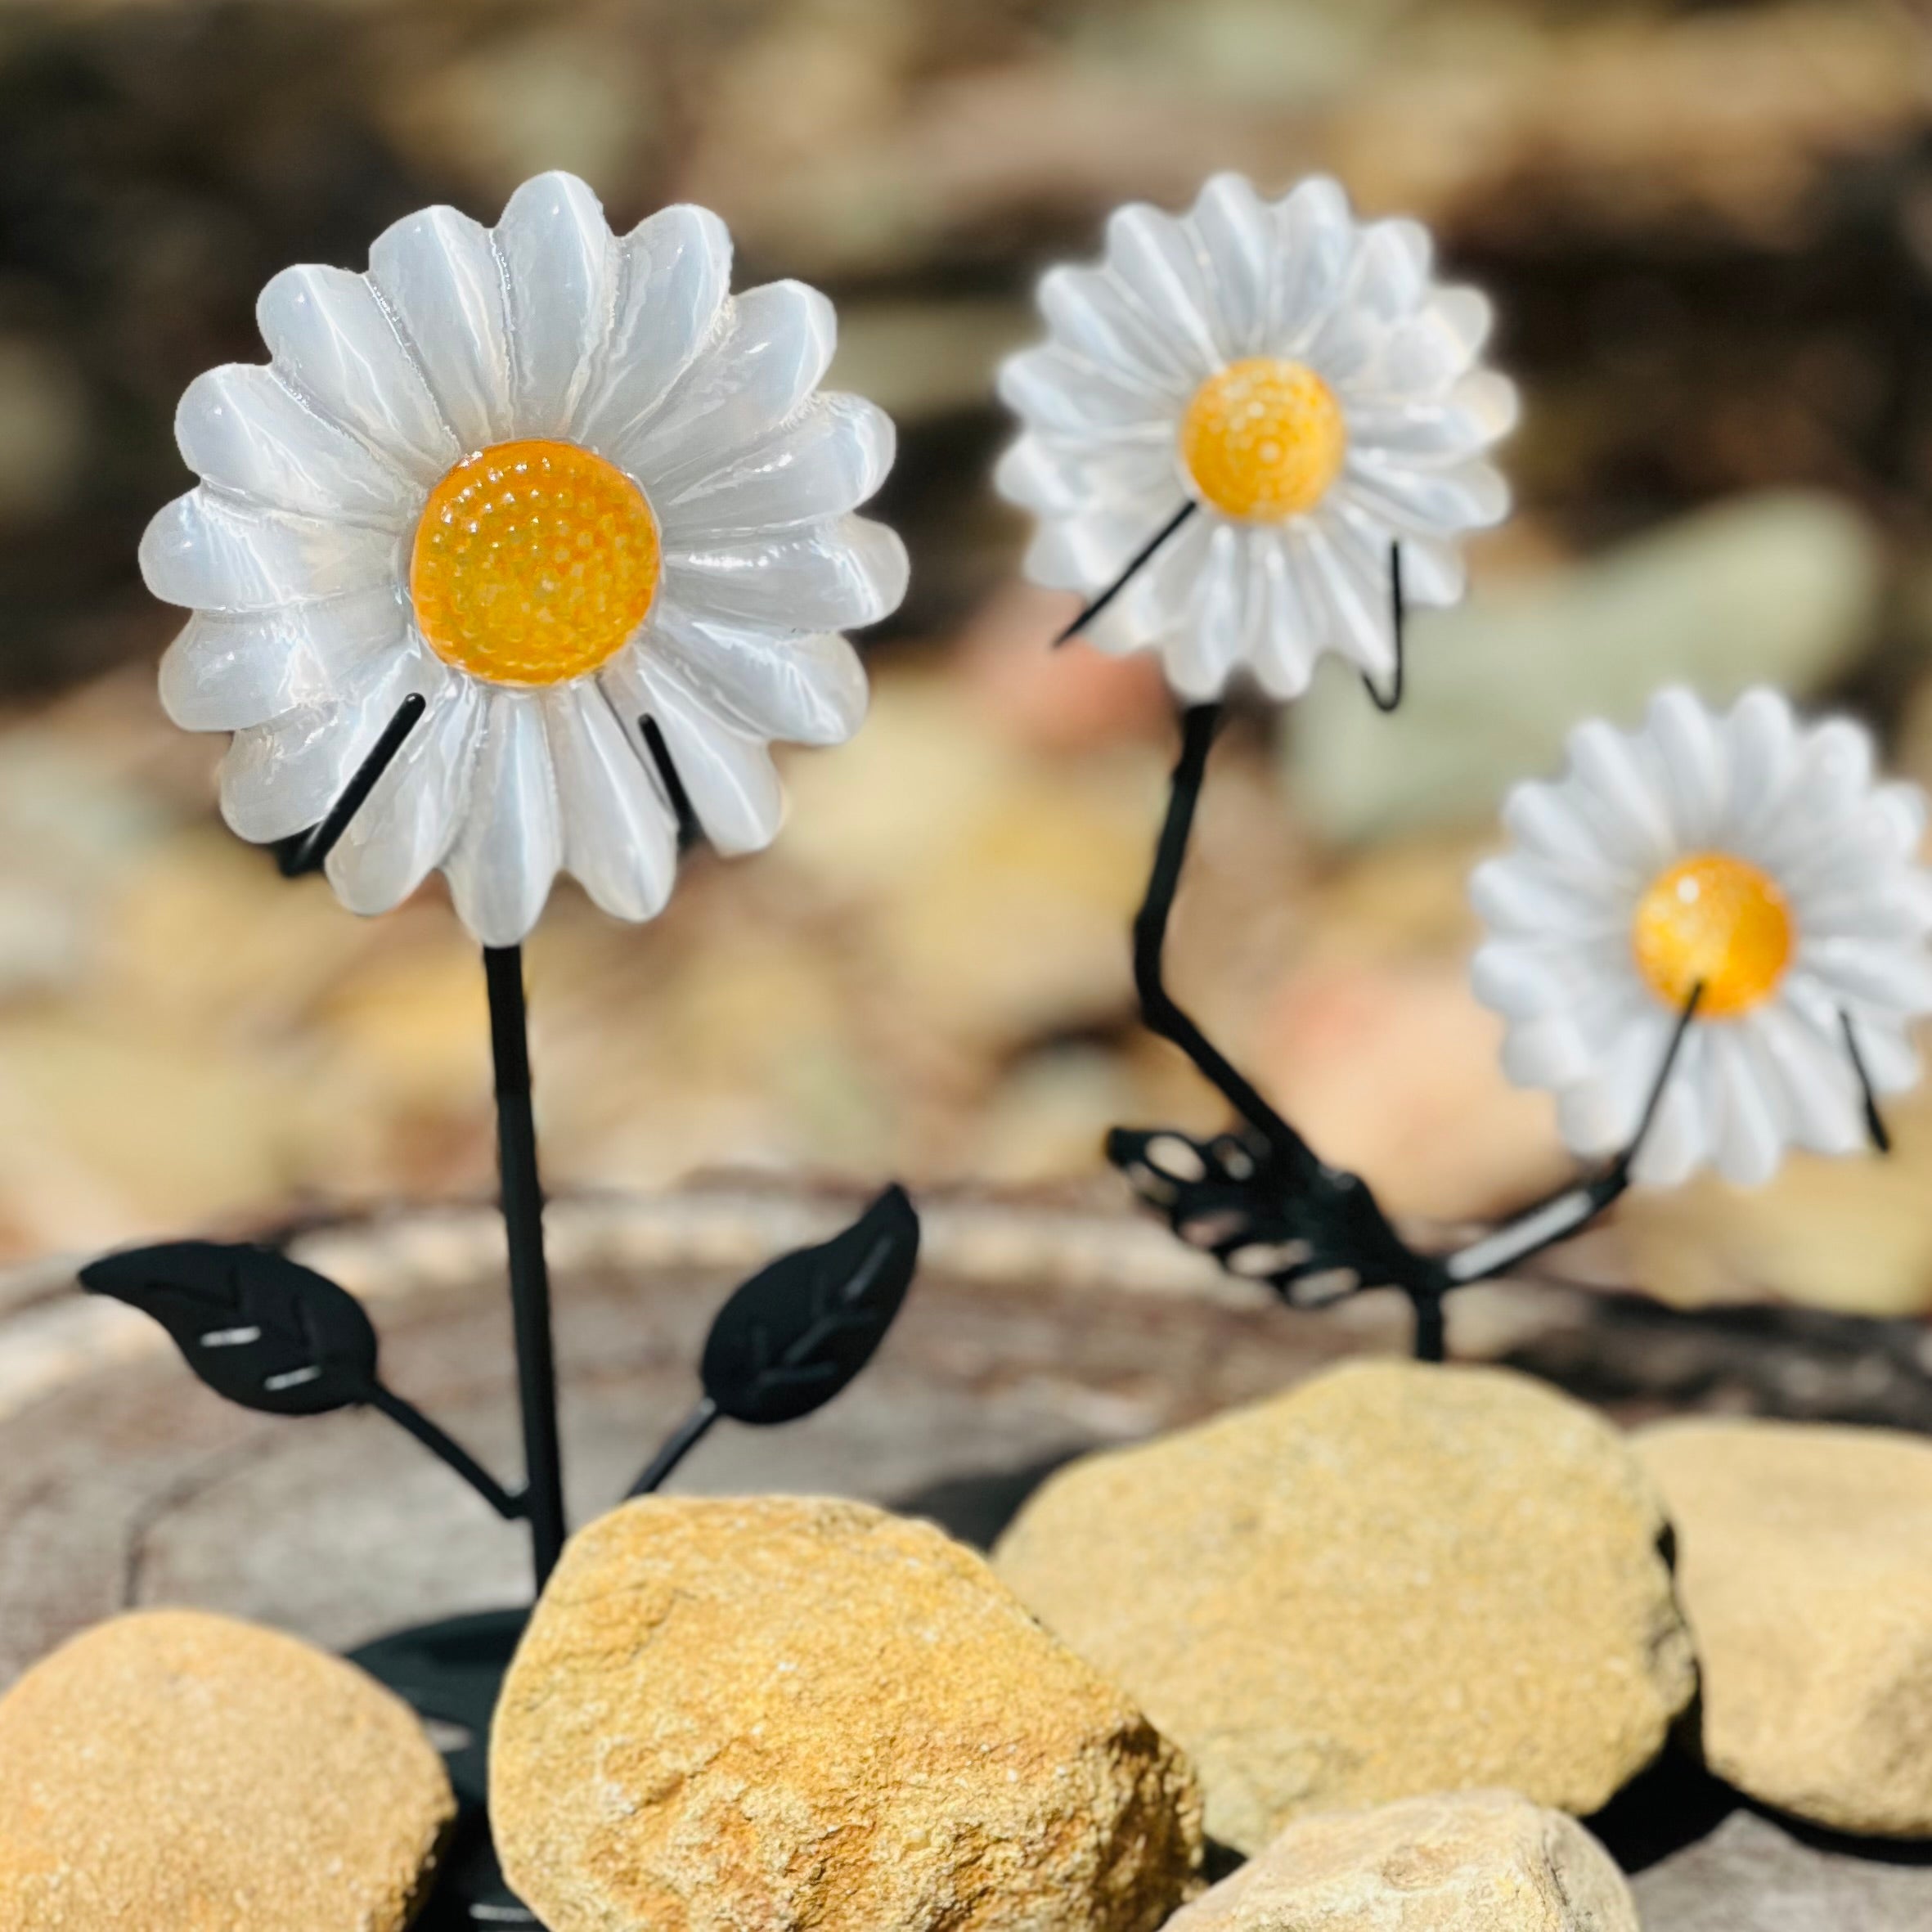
left=4, top=1183, right=1930, bottom=1691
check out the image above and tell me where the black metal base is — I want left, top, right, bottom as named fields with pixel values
left=348, top=1608, right=538, bottom=1928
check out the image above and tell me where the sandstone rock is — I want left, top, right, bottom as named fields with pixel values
left=1638, top=1418, right=1932, bottom=1836
left=0, top=1607, right=452, bottom=1931
left=994, top=1360, right=1696, bottom=1851
left=491, top=1494, right=1203, bottom=1932
left=1632, top=1807, right=1932, bottom=1930
left=1166, top=1789, right=1638, bottom=1932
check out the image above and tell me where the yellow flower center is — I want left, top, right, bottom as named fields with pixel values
left=410, top=439, right=660, bottom=686
left=1179, top=357, right=1348, bottom=521
left=1631, top=852, right=1793, bottom=1018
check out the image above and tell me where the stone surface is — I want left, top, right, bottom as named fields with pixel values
left=1638, top=1418, right=1932, bottom=1837
left=1632, top=1808, right=1932, bottom=1930
left=0, top=1607, right=452, bottom=1931
left=1166, top=1789, right=1638, bottom=1932
left=491, top=1494, right=1203, bottom=1932
left=994, top=1359, right=1696, bottom=1852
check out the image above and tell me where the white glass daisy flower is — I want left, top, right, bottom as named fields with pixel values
left=1471, top=686, right=1932, bottom=1188
left=994, top=172, right=1516, bottom=703
left=142, top=172, right=907, bottom=946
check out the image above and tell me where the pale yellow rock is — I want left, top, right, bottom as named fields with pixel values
left=1165, top=1789, right=1638, bottom=1932
left=994, top=1360, right=1696, bottom=1852
left=491, top=1494, right=1204, bottom=1932
left=1638, top=1417, right=1932, bottom=1837
left=0, top=1607, right=453, bottom=1931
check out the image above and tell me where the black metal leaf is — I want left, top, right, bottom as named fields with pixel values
left=79, top=1239, right=380, bottom=1417
left=700, top=1184, right=920, bottom=1426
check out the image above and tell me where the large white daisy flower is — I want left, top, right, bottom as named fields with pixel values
left=1471, top=687, right=1932, bottom=1187
left=142, top=172, right=906, bottom=946
left=994, top=172, right=1516, bottom=702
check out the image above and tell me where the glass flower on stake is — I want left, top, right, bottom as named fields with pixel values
left=83, top=173, right=921, bottom=1924
left=1472, top=687, right=1932, bottom=1187
left=1000, top=174, right=1921, bottom=1360
left=996, top=172, right=1516, bottom=703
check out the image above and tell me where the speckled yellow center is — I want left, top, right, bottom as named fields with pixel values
left=1179, top=357, right=1347, bottom=520
left=1632, top=852, right=1793, bottom=1018
left=411, top=439, right=659, bottom=685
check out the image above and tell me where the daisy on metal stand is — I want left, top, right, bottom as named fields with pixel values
left=83, top=171, right=921, bottom=1926
left=998, top=173, right=1930, bottom=1359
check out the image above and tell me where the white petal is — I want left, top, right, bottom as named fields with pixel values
left=218, top=645, right=441, bottom=842
left=1558, top=1006, right=1677, bottom=1156
left=1499, top=1013, right=1597, bottom=1088
left=1750, top=1004, right=1862, bottom=1155
left=141, top=490, right=398, bottom=612
left=256, top=264, right=457, bottom=479
left=1342, top=457, right=1509, bottom=536
left=997, top=343, right=1175, bottom=441
left=1471, top=941, right=1571, bottom=1022
left=1299, top=519, right=1395, bottom=680
left=609, top=652, right=785, bottom=856
left=663, top=515, right=906, bottom=631
left=1749, top=717, right=1876, bottom=870
left=1722, top=688, right=1800, bottom=832
left=994, top=434, right=1174, bottom=521
left=1565, top=719, right=1675, bottom=873
left=574, top=204, right=732, bottom=452
left=1036, top=265, right=1202, bottom=393
left=367, top=204, right=514, bottom=452
left=1160, top=521, right=1247, bottom=700
left=545, top=683, right=678, bottom=923
left=444, top=691, right=563, bottom=946
left=1468, top=852, right=1622, bottom=940
left=176, top=366, right=416, bottom=523
left=658, top=394, right=893, bottom=538
left=326, top=679, right=483, bottom=914
left=1705, top=1027, right=1785, bottom=1187
left=1103, top=203, right=1227, bottom=373
left=1366, top=290, right=1492, bottom=397
left=613, top=281, right=836, bottom=492
left=1800, top=937, right=1932, bottom=1017
left=1839, top=1007, right=1921, bottom=1092
left=1501, top=780, right=1635, bottom=891
left=1645, top=686, right=1727, bottom=849
left=1022, top=496, right=1181, bottom=593
left=160, top=587, right=408, bottom=730
left=1625, top=1073, right=1706, bottom=1188
left=648, top=604, right=868, bottom=745
left=1189, top=173, right=1274, bottom=353
left=1346, top=219, right=1432, bottom=327
left=1271, top=176, right=1357, bottom=351
left=496, top=172, right=615, bottom=438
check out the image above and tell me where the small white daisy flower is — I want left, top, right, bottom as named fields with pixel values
left=994, top=172, right=1516, bottom=702
left=1471, top=687, right=1932, bottom=1188
left=142, top=172, right=906, bottom=946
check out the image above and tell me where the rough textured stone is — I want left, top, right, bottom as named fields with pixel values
left=1638, top=1418, right=1932, bottom=1837
left=0, top=1607, right=453, bottom=1931
left=1632, top=1808, right=1932, bottom=1930
left=491, top=1494, right=1203, bottom=1932
left=994, top=1360, right=1696, bottom=1851
left=1166, top=1789, right=1638, bottom=1932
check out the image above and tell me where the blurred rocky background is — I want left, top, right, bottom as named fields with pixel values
left=4, top=0, right=1932, bottom=1315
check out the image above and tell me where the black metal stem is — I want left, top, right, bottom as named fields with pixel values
left=1840, top=1009, right=1893, bottom=1153
left=1412, top=1292, right=1446, bottom=1364
left=627, top=1395, right=721, bottom=1498
left=1137, top=705, right=1323, bottom=1179
left=1362, top=544, right=1405, bottom=713
left=364, top=1382, right=527, bottom=1521
left=1054, top=502, right=1197, bottom=646
left=279, top=694, right=426, bottom=876
left=483, top=945, right=568, bottom=1590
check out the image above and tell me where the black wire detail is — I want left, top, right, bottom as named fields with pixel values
left=276, top=694, right=427, bottom=877
left=640, top=715, right=702, bottom=850
left=1840, top=1009, right=1893, bottom=1154
left=1362, top=543, right=1405, bottom=713
left=1054, top=501, right=1198, bottom=647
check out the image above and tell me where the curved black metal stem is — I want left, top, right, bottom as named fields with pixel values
left=1054, top=502, right=1197, bottom=646
left=483, top=946, right=568, bottom=1590
left=363, top=1382, right=527, bottom=1521
left=1136, top=706, right=1323, bottom=1178
left=1840, top=1009, right=1892, bottom=1154
left=627, top=1395, right=721, bottom=1498
left=1362, top=544, right=1405, bottom=713
left=1442, top=982, right=1705, bottom=1287
left=277, top=694, right=426, bottom=877
left=1412, top=1292, right=1446, bottom=1364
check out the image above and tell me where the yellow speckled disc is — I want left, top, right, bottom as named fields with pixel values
left=411, top=439, right=659, bottom=686
left=1179, top=357, right=1347, bottom=521
left=1632, top=852, right=1793, bottom=1018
